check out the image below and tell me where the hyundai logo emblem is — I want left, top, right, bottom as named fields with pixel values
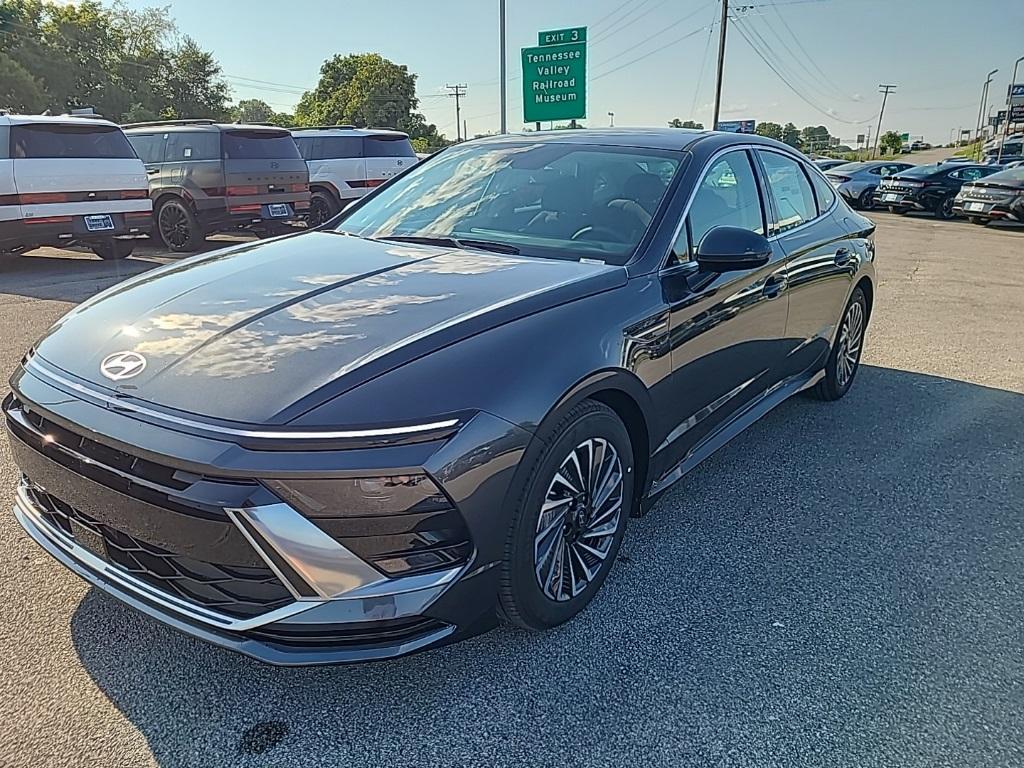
left=100, top=351, right=147, bottom=382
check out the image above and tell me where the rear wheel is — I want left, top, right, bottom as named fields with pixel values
left=498, top=400, right=633, bottom=630
left=89, top=239, right=134, bottom=260
left=308, top=190, right=340, bottom=227
left=969, top=216, right=988, bottom=226
left=888, top=206, right=908, bottom=215
left=810, top=286, right=868, bottom=402
left=857, top=188, right=876, bottom=210
left=935, top=195, right=956, bottom=220
left=157, top=198, right=202, bottom=252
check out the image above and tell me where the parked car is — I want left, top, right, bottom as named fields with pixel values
left=0, top=113, right=151, bottom=259
left=952, top=164, right=1024, bottom=225
left=813, top=158, right=848, bottom=171
left=5, top=129, right=876, bottom=665
left=982, top=139, right=1024, bottom=166
left=291, top=126, right=418, bottom=226
left=124, top=120, right=310, bottom=252
left=824, top=160, right=914, bottom=209
left=877, top=162, right=1003, bottom=218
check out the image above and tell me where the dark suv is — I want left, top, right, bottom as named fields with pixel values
left=876, top=162, right=1003, bottom=219
left=124, top=120, right=310, bottom=252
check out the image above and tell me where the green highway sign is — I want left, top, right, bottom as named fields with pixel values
left=900, top=132, right=910, bottom=141
left=522, top=41, right=587, bottom=123
left=539, top=27, right=586, bottom=46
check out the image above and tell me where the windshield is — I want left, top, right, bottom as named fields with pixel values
left=977, top=166, right=1024, bottom=184
left=336, top=141, right=683, bottom=265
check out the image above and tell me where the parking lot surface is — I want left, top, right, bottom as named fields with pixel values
left=1, top=216, right=1022, bottom=767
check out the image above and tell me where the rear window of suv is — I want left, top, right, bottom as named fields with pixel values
left=222, top=130, right=302, bottom=160
left=11, top=123, right=136, bottom=159
left=364, top=135, right=415, bottom=157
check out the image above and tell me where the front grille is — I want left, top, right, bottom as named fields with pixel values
left=27, top=484, right=293, bottom=618
left=247, top=616, right=450, bottom=648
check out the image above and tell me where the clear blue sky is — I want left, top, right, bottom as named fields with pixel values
left=116, top=0, right=1024, bottom=144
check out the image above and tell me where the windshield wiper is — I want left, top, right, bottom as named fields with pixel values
left=378, top=235, right=520, bottom=255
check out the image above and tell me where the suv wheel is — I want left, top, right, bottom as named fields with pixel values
left=89, top=239, right=134, bottom=260
left=308, top=190, right=340, bottom=227
left=157, top=198, right=202, bottom=252
left=810, top=286, right=868, bottom=401
left=499, top=400, right=633, bottom=630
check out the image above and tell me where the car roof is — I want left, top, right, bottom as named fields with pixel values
left=123, top=122, right=291, bottom=133
left=289, top=127, right=409, bottom=138
left=464, top=128, right=798, bottom=156
left=0, top=113, right=121, bottom=129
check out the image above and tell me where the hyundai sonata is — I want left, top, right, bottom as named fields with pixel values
left=5, top=129, right=875, bottom=665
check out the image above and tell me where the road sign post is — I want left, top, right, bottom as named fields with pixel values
left=523, top=27, right=587, bottom=125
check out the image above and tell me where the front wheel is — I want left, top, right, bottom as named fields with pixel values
left=89, top=239, right=134, bottom=260
left=810, top=286, right=868, bottom=401
left=498, top=400, right=633, bottom=630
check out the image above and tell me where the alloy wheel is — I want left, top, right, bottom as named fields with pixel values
left=309, top=197, right=330, bottom=228
left=159, top=205, right=190, bottom=249
left=836, top=299, right=865, bottom=389
left=534, top=437, right=624, bottom=602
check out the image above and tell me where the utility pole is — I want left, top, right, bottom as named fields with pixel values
left=864, top=125, right=872, bottom=161
left=446, top=83, right=467, bottom=141
left=998, top=56, right=1023, bottom=164
left=499, top=0, right=507, bottom=134
left=872, top=84, right=896, bottom=159
left=975, top=69, right=997, bottom=149
left=712, top=0, right=728, bottom=130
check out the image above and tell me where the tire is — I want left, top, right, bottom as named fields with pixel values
left=498, top=400, right=634, bottom=630
left=156, top=198, right=202, bottom=252
left=969, top=216, right=988, bottom=226
left=857, top=188, right=875, bottom=210
left=935, top=195, right=956, bottom=220
left=308, top=190, right=340, bottom=228
left=888, top=206, right=908, bottom=215
left=810, top=286, right=868, bottom=402
left=89, top=239, right=134, bottom=260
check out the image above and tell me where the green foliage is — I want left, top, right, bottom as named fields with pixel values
left=800, top=125, right=832, bottom=152
left=879, top=130, right=903, bottom=155
left=0, top=0, right=228, bottom=121
left=232, top=98, right=275, bottom=124
left=755, top=121, right=783, bottom=141
left=782, top=122, right=801, bottom=148
left=668, top=118, right=703, bottom=129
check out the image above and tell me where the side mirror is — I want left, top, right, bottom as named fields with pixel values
left=696, top=226, right=772, bottom=273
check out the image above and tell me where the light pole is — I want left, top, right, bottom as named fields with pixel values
left=499, top=0, right=507, bottom=134
left=608, top=112, right=615, bottom=127
left=998, top=56, right=1024, bottom=163
left=712, top=0, right=728, bottom=129
left=975, top=69, right=998, bottom=150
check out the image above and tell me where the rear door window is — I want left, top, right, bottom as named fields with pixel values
left=165, top=132, right=219, bottom=161
left=363, top=136, right=415, bottom=158
left=12, top=123, right=136, bottom=159
left=222, top=130, right=302, bottom=160
left=757, top=150, right=818, bottom=233
left=808, top=167, right=836, bottom=212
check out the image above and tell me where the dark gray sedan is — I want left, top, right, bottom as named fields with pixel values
left=825, top=161, right=915, bottom=209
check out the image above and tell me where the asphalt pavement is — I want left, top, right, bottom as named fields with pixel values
left=0, top=215, right=1022, bottom=768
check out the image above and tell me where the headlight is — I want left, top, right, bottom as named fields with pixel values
left=265, top=475, right=472, bottom=576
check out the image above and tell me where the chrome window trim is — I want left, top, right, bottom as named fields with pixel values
left=23, top=357, right=458, bottom=441
left=659, top=142, right=840, bottom=273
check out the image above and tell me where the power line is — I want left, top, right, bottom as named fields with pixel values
left=590, top=0, right=671, bottom=45
left=690, top=21, right=717, bottom=120
left=589, top=1, right=714, bottom=74
left=592, top=24, right=713, bottom=82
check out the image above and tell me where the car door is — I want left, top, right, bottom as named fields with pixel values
left=755, top=149, right=860, bottom=380
left=653, top=148, right=790, bottom=482
left=127, top=132, right=167, bottom=191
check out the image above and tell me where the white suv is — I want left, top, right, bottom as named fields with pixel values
left=291, top=127, right=418, bottom=225
left=0, top=113, right=152, bottom=259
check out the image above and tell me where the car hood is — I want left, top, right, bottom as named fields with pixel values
left=32, top=232, right=624, bottom=424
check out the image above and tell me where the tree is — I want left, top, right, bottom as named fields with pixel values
left=295, top=53, right=417, bottom=129
left=879, top=130, right=903, bottom=155
left=800, top=125, right=832, bottom=153
left=755, top=121, right=784, bottom=141
left=160, top=37, right=230, bottom=120
left=782, top=122, right=801, bottom=148
left=669, top=118, right=703, bottom=129
left=233, top=98, right=275, bottom=123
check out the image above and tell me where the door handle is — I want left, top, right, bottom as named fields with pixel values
left=146, top=168, right=159, bottom=175
left=834, top=247, right=854, bottom=266
left=762, top=274, right=787, bottom=299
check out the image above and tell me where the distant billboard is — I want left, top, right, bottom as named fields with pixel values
left=1008, top=83, right=1024, bottom=106
left=715, top=119, right=756, bottom=133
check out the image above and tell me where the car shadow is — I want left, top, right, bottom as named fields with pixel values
left=68, top=365, right=1024, bottom=767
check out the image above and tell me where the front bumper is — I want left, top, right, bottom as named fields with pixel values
left=5, top=363, right=530, bottom=664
